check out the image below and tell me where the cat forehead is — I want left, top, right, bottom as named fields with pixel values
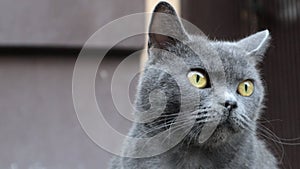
left=189, top=38, right=246, bottom=57
left=184, top=38, right=250, bottom=68
left=211, top=41, right=247, bottom=58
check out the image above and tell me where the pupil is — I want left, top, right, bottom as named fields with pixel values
left=196, top=75, right=200, bottom=82
left=245, top=84, right=248, bottom=92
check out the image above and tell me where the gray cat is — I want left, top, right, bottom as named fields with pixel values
left=109, top=2, right=277, bottom=169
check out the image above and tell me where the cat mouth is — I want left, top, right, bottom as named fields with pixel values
left=219, top=109, right=230, bottom=124
left=199, top=110, right=241, bottom=143
left=214, top=112, right=243, bottom=136
left=219, top=111, right=240, bottom=131
left=193, top=109, right=242, bottom=143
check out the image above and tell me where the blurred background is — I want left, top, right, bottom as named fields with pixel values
left=0, top=0, right=299, bottom=168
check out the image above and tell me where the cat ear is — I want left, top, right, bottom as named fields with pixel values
left=237, top=30, right=271, bottom=60
left=148, top=2, right=189, bottom=49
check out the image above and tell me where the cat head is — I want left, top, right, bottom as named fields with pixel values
left=136, top=2, right=271, bottom=147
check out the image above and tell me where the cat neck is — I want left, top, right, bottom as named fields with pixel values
left=174, top=131, right=256, bottom=168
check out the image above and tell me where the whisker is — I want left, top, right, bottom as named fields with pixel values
left=238, top=114, right=285, bottom=164
left=256, top=124, right=300, bottom=145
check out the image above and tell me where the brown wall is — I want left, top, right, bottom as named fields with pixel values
left=0, top=52, right=138, bottom=169
left=0, top=0, right=144, bottom=168
left=0, top=0, right=144, bottom=48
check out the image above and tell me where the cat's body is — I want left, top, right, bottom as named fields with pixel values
left=110, top=131, right=276, bottom=169
left=109, top=2, right=277, bottom=169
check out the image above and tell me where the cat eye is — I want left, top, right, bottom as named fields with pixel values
left=187, top=70, right=209, bottom=89
left=237, top=80, right=254, bottom=97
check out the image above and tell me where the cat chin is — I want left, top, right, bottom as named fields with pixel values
left=198, top=123, right=238, bottom=148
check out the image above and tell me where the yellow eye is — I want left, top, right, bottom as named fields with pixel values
left=237, top=80, right=254, bottom=97
left=188, top=71, right=208, bottom=88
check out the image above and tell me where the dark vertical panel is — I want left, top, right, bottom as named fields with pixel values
left=258, top=0, right=300, bottom=168
left=182, top=1, right=300, bottom=168
left=182, top=0, right=251, bottom=39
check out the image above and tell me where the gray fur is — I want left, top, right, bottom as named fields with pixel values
left=109, top=2, right=277, bottom=169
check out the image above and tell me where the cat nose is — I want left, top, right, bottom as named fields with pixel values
left=224, top=100, right=237, bottom=111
